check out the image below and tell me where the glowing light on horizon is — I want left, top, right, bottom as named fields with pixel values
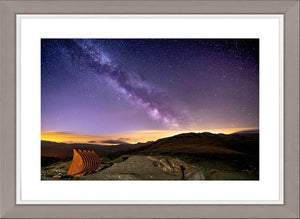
left=41, top=127, right=258, bottom=145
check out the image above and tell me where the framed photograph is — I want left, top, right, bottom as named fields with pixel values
left=1, top=0, right=299, bottom=218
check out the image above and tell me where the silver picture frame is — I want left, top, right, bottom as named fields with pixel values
left=1, top=0, right=299, bottom=218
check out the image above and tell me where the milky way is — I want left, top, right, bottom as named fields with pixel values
left=72, top=39, right=179, bottom=128
left=41, top=39, right=259, bottom=135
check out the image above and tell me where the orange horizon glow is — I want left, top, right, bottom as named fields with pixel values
left=41, top=127, right=258, bottom=145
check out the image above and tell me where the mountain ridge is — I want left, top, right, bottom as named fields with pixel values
left=42, top=132, right=259, bottom=159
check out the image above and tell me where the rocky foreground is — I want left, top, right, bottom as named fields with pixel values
left=41, top=154, right=257, bottom=180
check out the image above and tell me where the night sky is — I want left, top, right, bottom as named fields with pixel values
left=41, top=39, right=259, bottom=144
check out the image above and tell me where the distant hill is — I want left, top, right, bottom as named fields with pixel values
left=234, top=129, right=259, bottom=134
left=41, top=140, right=149, bottom=159
left=129, top=132, right=259, bottom=156
left=41, top=132, right=259, bottom=159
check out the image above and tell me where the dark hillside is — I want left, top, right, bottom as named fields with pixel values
left=131, top=132, right=259, bottom=156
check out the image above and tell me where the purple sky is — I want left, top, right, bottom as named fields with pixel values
left=41, top=39, right=259, bottom=140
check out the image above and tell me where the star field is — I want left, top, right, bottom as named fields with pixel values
left=41, top=39, right=259, bottom=139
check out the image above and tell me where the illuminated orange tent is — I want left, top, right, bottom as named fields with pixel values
left=67, top=149, right=101, bottom=177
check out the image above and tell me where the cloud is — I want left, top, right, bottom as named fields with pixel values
left=101, top=140, right=128, bottom=145
left=118, top=137, right=131, bottom=142
left=87, top=140, right=103, bottom=144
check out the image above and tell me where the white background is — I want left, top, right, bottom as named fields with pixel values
left=17, top=15, right=283, bottom=204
